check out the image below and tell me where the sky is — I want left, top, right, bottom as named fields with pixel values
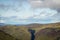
left=0, top=0, right=60, bottom=24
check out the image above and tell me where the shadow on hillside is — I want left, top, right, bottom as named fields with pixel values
left=0, top=30, right=18, bottom=40
left=28, top=29, right=35, bottom=40
left=56, top=37, right=60, bottom=40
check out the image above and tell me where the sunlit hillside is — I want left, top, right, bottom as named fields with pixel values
left=0, top=26, right=30, bottom=40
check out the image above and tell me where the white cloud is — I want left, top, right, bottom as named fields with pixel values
left=1, top=8, right=33, bottom=19
left=1, top=8, right=60, bottom=24
left=0, top=20, right=6, bottom=23
left=0, top=0, right=60, bottom=24
left=33, top=8, right=57, bottom=19
left=1, top=8, right=57, bottom=20
left=29, top=0, right=60, bottom=11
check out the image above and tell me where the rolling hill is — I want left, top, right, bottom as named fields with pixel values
left=0, top=22, right=60, bottom=40
left=0, top=26, right=30, bottom=40
left=35, top=28, right=60, bottom=40
left=0, top=30, right=17, bottom=40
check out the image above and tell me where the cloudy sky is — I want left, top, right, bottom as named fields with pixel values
left=0, top=0, right=60, bottom=24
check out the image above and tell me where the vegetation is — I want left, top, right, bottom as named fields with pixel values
left=35, top=28, right=60, bottom=40
left=0, top=22, right=60, bottom=40
left=0, top=30, right=17, bottom=40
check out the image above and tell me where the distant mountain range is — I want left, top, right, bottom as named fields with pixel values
left=0, top=23, right=6, bottom=26
left=0, top=22, right=60, bottom=27
left=21, top=22, right=60, bottom=28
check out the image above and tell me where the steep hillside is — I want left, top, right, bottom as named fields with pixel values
left=0, top=26, right=30, bottom=40
left=0, top=30, right=17, bottom=40
left=35, top=28, right=60, bottom=40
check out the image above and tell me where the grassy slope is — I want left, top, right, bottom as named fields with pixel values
left=0, top=22, right=60, bottom=40
left=0, top=26, right=30, bottom=40
left=26, top=22, right=60, bottom=33
left=35, top=28, right=60, bottom=40
left=0, top=30, right=16, bottom=40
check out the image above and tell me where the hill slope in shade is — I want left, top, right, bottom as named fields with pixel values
left=35, top=28, right=60, bottom=40
left=0, top=30, right=17, bottom=40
